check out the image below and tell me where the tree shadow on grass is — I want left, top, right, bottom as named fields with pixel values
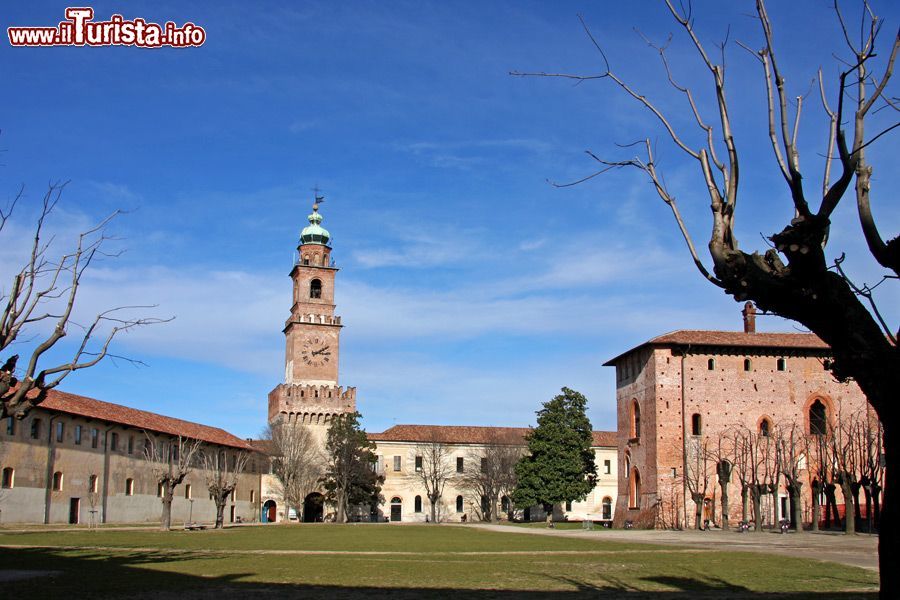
left=0, top=547, right=877, bottom=599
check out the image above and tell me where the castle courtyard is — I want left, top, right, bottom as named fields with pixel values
left=0, top=524, right=878, bottom=598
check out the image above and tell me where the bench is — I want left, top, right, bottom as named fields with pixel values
left=184, top=523, right=207, bottom=531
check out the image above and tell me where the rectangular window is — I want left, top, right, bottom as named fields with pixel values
left=30, top=418, right=41, bottom=440
left=415, top=456, right=423, bottom=472
left=393, top=456, right=401, bottom=472
left=75, top=425, right=82, bottom=445
left=111, top=432, right=119, bottom=451
left=91, top=428, right=99, bottom=449
left=480, top=457, right=488, bottom=473
left=125, top=478, right=134, bottom=496
left=55, top=422, right=64, bottom=443
left=604, top=459, right=611, bottom=475
left=456, top=457, right=464, bottom=473
left=128, top=436, right=134, bottom=454
left=185, top=484, right=192, bottom=499
left=6, top=417, right=14, bottom=436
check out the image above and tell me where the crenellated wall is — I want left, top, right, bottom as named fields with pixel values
left=267, top=383, right=357, bottom=424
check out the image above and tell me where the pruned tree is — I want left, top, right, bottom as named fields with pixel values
left=203, top=448, right=249, bottom=529
left=512, top=387, right=597, bottom=524
left=711, top=430, right=736, bottom=531
left=513, top=1, right=898, bottom=590
left=1, top=183, right=167, bottom=420
left=322, top=412, right=382, bottom=523
left=262, top=420, right=324, bottom=522
left=684, top=433, right=712, bottom=529
left=412, top=437, right=455, bottom=523
left=143, top=434, right=202, bottom=531
left=458, top=433, right=524, bottom=523
left=774, top=421, right=805, bottom=530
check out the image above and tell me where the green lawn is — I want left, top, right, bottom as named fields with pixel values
left=0, top=524, right=878, bottom=598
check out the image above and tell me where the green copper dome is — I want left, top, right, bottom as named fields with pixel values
left=300, top=201, right=331, bottom=246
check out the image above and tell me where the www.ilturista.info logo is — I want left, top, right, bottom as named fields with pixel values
left=7, top=7, right=206, bottom=48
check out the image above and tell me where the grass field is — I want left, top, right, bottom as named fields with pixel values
left=0, top=524, right=878, bottom=598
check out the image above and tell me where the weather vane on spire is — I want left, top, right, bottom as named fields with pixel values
left=311, top=185, right=325, bottom=212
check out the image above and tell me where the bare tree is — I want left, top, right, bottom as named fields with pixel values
left=513, top=1, right=898, bottom=592
left=263, top=420, right=323, bottom=521
left=203, top=448, right=249, bottom=529
left=143, top=434, right=203, bottom=531
left=412, top=438, right=455, bottom=523
left=710, top=430, right=737, bottom=531
left=1, top=184, right=168, bottom=420
left=774, top=421, right=805, bottom=530
left=684, top=434, right=712, bottom=529
left=457, top=436, right=524, bottom=523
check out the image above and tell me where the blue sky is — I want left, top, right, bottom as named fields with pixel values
left=2, top=1, right=897, bottom=438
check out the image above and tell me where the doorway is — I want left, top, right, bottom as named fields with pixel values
left=262, top=500, right=277, bottom=523
left=390, top=497, right=402, bottom=522
left=69, top=498, right=80, bottom=524
left=303, top=492, right=324, bottom=522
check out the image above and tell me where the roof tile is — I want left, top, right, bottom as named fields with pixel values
left=36, top=389, right=253, bottom=450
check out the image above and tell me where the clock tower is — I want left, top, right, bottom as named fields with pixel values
left=267, top=196, right=356, bottom=429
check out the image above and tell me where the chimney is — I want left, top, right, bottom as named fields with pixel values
left=742, top=301, right=756, bottom=334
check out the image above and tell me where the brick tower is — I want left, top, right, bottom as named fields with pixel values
left=267, top=196, right=356, bottom=434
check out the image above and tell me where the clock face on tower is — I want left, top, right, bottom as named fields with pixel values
left=301, top=334, right=332, bottom=367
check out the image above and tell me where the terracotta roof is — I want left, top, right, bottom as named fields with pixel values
left=36, top=389, right=254, bottom=451
left=603, top=330, right=829, bottom=366
left=367, top=424, right=616, bottom=448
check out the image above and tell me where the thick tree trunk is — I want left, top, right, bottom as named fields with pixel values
left=160, top=495, right=173, bottom=531
left=840, top=479, right=856, bottom=535
left=719, top=480, right=730, bottom=531
left=811, top=480, right=822, bottom=532
left=741, top=484, right=749, bottom=524
left=789, top=484, right=802, bottom=531
left=692, top=493, right=703, bottom=530
left=873, top=484, right=882, bottom=530
left=429, top=494, right=438, bottom=523
left=751, top=489, right=762, bottom=533
left=825, top=483, right=839, bottom=529
left=215, top=498, right=226, bottom=529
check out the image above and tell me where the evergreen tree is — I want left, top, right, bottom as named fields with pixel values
left=512, top=387, right=597, bottom=517
left=322, top=412, right=383, bottom=522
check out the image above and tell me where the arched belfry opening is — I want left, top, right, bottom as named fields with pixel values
left=310, top=278, right=322, bottom=299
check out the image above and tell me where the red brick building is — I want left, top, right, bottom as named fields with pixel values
left=604, top=303, right=873, bottom=529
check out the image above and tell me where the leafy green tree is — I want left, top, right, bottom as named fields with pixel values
left=512, top=387, right=597, bottom=520
left=322, top=412, right=383, bottom=522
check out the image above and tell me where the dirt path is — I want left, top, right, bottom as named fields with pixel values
left=471, top=524, right=879, bottom=571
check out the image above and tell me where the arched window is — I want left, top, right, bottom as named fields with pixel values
left=250, top=490, right=255, bottom=503
left=414, top=495, right=422, bottom=513
left=501, top=496, right=510, bottom=512
left=631, top=401, right=641, bottom=440
left=777, top=358, right=786, bottom=371
left=456, top=495, right=464, bottom=513
left=602, top=496, right=612, bottom=520
left=743, top=358, right=753, bottom=371
left=759, top=418, right=771, bottom=437
left=629, top=469, right=641, bottom=509
left=691, top=413, right=702, bottom=436
left=88, top=474, right=98, bottom=494
left=52, top=471, right=63, bottom=491
left=125, top=478, right=134, bottom=496
left=1, top=467, right=13, bottom=489
left=185, top=484, right=192, bottom=499
left=309, top=279, right=322, bottom=299
left=707, top=358, right=716, bottom=370
left=809, top=399, right=827, bottom=435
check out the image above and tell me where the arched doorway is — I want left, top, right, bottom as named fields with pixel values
left=262, top=500, right=277, bottom=523
left=390, top=497, right=402, bottom=522
left=304, top=493, right=325, bottom=522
